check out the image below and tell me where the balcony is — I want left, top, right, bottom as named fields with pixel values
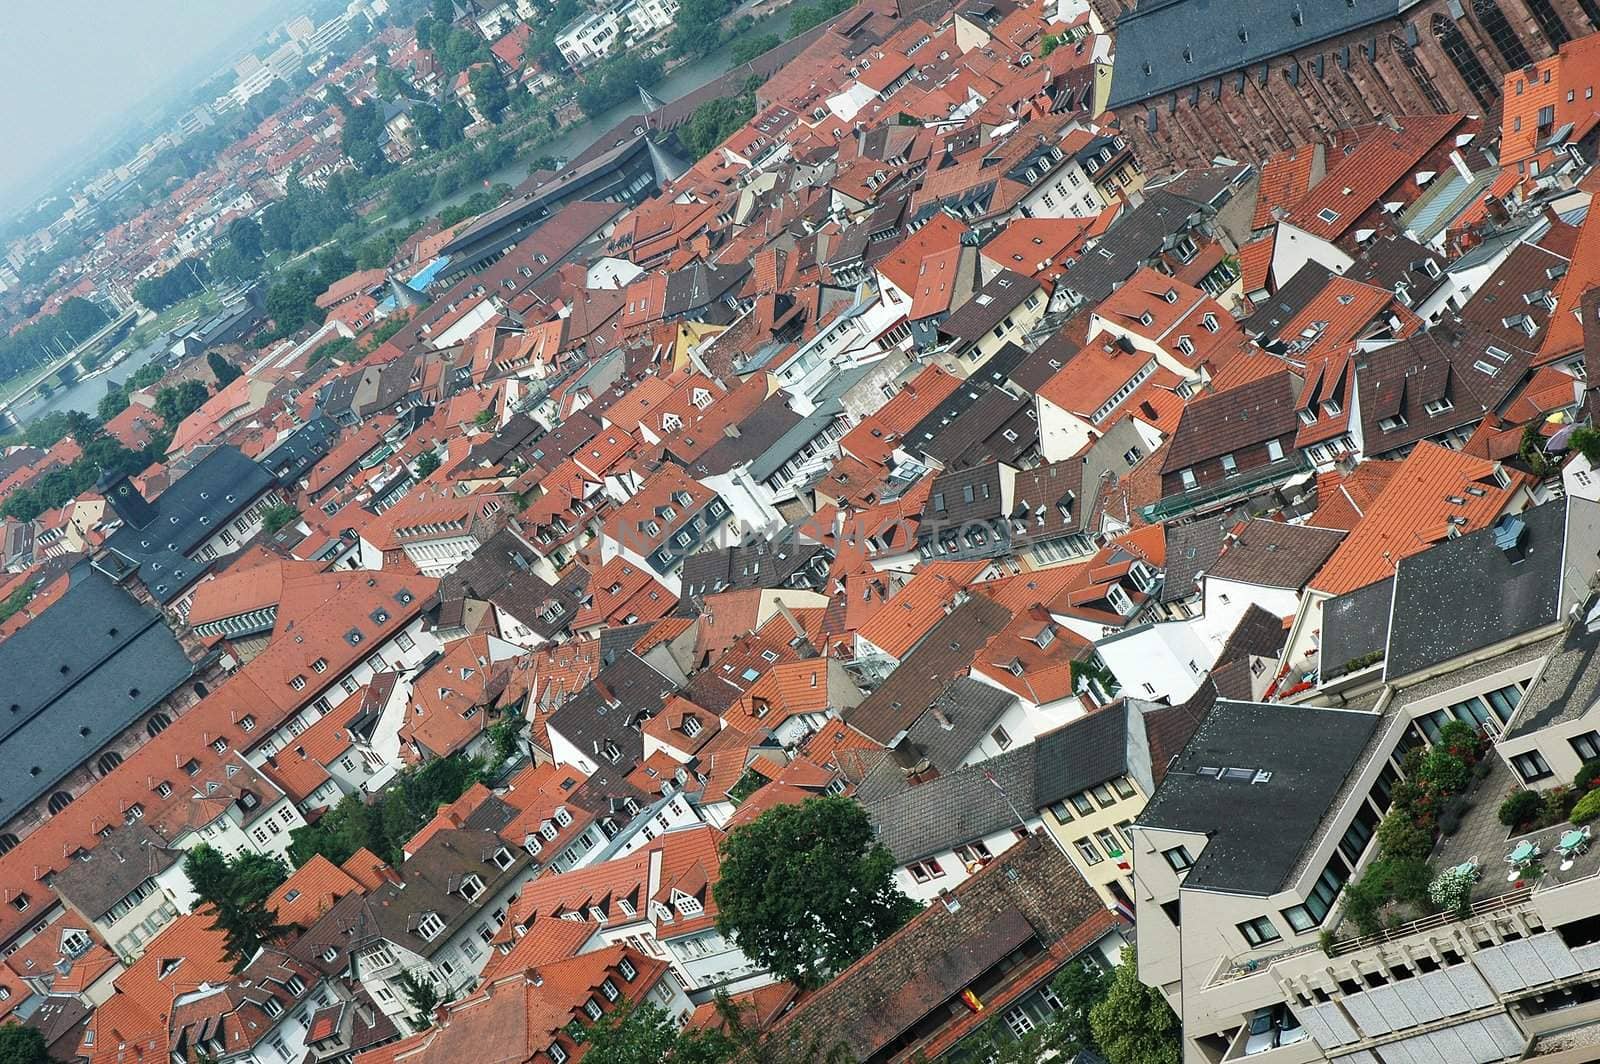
left=1141, top=454, right=1309, bottom=523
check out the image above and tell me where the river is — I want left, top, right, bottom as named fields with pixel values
left=11, top=336, right=167, bottom=423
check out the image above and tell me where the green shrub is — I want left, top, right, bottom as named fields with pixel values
left=1572, top=788, right=1600, bottom=825
left=1577, top=760, right=1600, bottom=793
left=1343, top=858, right=1436, bottom=936
left=1499, top=790, right=1541, bottom=828
left=1418, top=750, right=1471, bottom=798
left=1377, top=810, right=1433, bottom=861
left=1544, top=785, right=1579, bottom=825
left=1436, top=721, right=1482, bottom=762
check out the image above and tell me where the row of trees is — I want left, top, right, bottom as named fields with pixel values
left=0, top=296, right=110, bottom=387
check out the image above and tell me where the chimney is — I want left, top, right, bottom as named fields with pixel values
left=526, top=967, right=543, bottom=986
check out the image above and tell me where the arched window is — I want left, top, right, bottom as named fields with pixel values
left=1523, top=0, right=1571, bottom=46
left=97, top=751, right=123, bottom=777
left=0, top=835, right=17, bottom=856
left=1396, top=33, right=1451, bottom=113
left=1472, top=1, right=1533, bottom=68
left=1433, top=15, right=1498, bottom=109
left=146, top=712, right=171, bottom=738
left=47, top=791, right=73, bottom=815
left=194, top=682, right=209, bottom=699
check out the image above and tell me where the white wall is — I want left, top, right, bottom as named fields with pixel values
left=1095, top=620, right=1216, bottom=703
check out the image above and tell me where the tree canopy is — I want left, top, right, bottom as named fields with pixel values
left=1089, top=947, right=1182, bottom=1064
left=713, top=795, right=918, bottom=988
left=288, top=752, right=487, bottom=867
left=183, top=845, right=290, bottom=972
left=207, top=351, right=242, bottom=387
left=134, top=258, right=210, bottom=312
left=154, top=379, right=211, bottom=427
left=0, top=1022, right=50, bottom=1064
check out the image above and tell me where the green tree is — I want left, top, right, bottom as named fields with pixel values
left=679, top=94, right=757, bottom=159
left=207, top=351, right=242, bottom=387
left=0, top=1022, right=50, bottom=1064
left=396, top=969, right=442, bottom=1029
left=265, top=269, right=326, bottom=337
left=183, top=844, right=289, bottom=972
left=469, top=65, right=510, bottom=122
left=154, top=380, right=211, bottom=427
left=415, top=450, right=442, bottom=477
left=340, top=99, right=389, bottom=175
left=1089, top=947, right=1181, bottom=1064
left=714, top=795, right=918, bottom=988
left=98, top=386, right=132, bottom=422
left=729, top=33, right=780, bottom=65
left=227, top=217, right=265, bottom=261
left=261, top=502, right=300, bottom=535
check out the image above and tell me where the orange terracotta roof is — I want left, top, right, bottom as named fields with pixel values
left=1310, top=443, right=1528, bottom=595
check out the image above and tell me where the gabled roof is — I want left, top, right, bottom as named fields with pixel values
left=1310, top=442, right=1526, bottom=595
left=1161, top=370, right=1301, bottom=473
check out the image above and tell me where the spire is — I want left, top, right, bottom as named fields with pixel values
left=638, top=83, right=666, bottom=111
left=388, top=273, right=430, bottom=310
left=646, top=137, right=690, bottom=186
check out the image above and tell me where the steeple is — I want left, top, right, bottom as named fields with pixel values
left=646, top=137, right=690, bottom=186
left=638, top=83, right=666, bottom=111
left=388, top=274, right=430, bottom=310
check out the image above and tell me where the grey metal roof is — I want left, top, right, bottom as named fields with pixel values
left=100, top=446, right=276, bottom=603
left=1107, top=0, right=1425, bottom=109
left=748, top=398, right=846, bottom=483
left=1138, top=699, right=1379, bottom=895
left=1385, top=497, right=1590, bottom=682
left=1161, top=516, right=1229, bottom=603
left=0, top=565, right=197, bottom=826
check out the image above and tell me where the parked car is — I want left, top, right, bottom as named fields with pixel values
left=1243, top=1007, right=1278, bottom=1055
left=1274, top=1004, right=1307, bottom=1046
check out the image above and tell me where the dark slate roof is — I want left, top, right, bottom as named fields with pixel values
left=1354, top=319, right=1533, bottom=457
left=1216, top=604, right=1290, bottom=668
left=678, top=535, right=831, bottom=602
left=1161, top=370, right=1301, bottom=473
left=1385, top=499, right=1576, bottom=682
left=100, top=446, right=276, bottom=603
left=259, top=417, right=337, bottom=485
left=1138, top=700, right=1379, bottom=895
left=847, top=594, right=1014, bottom=744
left=1059, top=190, right=1204, bottom=308
left=1320, top=577, right=1395, bottom=682
left=689, top=394, right=805, bottom=476
left=1207, top=519, right=1346, bottom=590
left=1240, top=262, right=1335, bottom=341
left=662, top=260, right=751, bottom=318
left=547, top=651, right=679, bottom=769
left=1108, top=0, right=1425, bottom=108
left=439, top=527, right=581, bottom=641
left=52, top=822, right=180, bottom=921
left=1161, top=516, right=1229, bottom=603
left=363, top=828, right=532, bottom=958
left=867, top=743, right=1038, bottom=863
left=936, top=271, right=1039, bottom=345
left=0, top=564, right=197, bottom=827
left=857, top=678, right=1021, bottom=803
left=1034, top=705, right=1132, bottom=805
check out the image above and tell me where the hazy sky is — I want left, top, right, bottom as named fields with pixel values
left=0, top=0, right=294, bottom=211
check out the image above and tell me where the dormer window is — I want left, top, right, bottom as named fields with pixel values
left=673, top=892, right=704, bottom=917
left=417, top=912, right=446, bottom=940
left=493, top=847, right=514, bottom=870
left=458, top=874, right=485, bottom=902
left=1202, top=312, right=1218, bottom=333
